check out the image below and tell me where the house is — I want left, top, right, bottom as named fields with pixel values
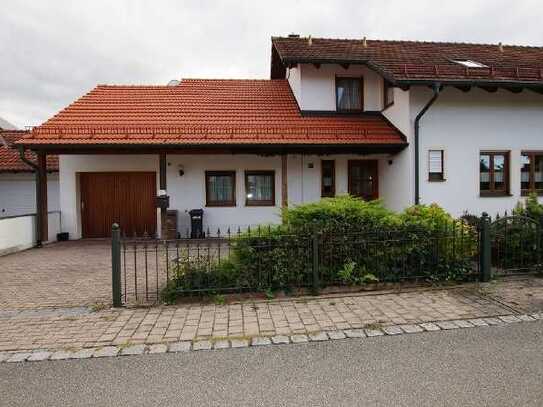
left=0, top=129, right=59, bottom=217
left=13, top=35, right=543, bottom=240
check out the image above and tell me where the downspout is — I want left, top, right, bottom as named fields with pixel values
left=414, top=83, right=441, bottom=205
left=18, top=146, right=43, bottom=247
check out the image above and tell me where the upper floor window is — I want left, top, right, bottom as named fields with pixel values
left=383, top=81, right=394, bottom=108
left=521, top=152, right=543, bottom=195
left=336, top=77, right=363, bottom=111
left=480, top=151, right=510, bottom=196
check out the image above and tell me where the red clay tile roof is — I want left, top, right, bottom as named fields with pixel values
left=17, top=79, right=405, bottom=147
left=271, top=37, right=543, bottom=86
left=0, top=130, right=58, bottom=172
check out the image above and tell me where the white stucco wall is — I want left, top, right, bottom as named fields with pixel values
left=59, top=153, right=399, bottom=238
left=0, top=211, right=61, bottom=256
left=287, top=63, right=384, bottom=111
left=411, top=87, right=543, bottom=216
left=0, top=173, right=59, bottom=217
left=59, top=155, right=160, bottom=239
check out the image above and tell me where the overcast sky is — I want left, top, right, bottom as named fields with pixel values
left=1, top=0, right=542, bottom=128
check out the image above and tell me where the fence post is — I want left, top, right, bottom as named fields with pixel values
left=480, top=212, right=492, bottom=282
left=312, top=232, right=320, bottom=295
left=111, top=223, right=122, bottom=307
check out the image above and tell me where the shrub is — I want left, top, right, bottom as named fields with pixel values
left=163, top=198, right=479, bottom=300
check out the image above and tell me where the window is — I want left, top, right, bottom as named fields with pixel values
left=336, top=77, right=363, bottom=111
left=428, top=150, right=444, bottom=181
left=452, top=59, right=488, bottom=68
left=321, top=160, right=335, bottom=197
left=205, top=171, right=236, bottom=206
left=383, top=81, right=394, bottom=108
left=245, top=171, right=275, bottom=206
left=480, top=152, right=510, bottom=196
left=521, top=152, right=543, bottom=195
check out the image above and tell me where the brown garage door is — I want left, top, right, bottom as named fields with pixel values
left=80, top=172, right=156, bottom=238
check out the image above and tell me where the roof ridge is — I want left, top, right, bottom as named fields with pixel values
left=272, top=36, right=543, bottom=49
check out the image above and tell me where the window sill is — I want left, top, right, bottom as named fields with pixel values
left=245, top=202, right=275, bottom=207
left=428, top=178, right=446, bottom=183
left=479, top=192, right=512, bottom=198
left=206, top=203, right=236, bottom=208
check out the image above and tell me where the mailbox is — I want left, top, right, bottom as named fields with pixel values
left=156, top=195, right=170, bottom=209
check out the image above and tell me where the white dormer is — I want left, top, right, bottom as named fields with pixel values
left=286, top=63, right=388, bottom=112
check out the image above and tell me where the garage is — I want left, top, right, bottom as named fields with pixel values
left=80, top=172, right=157, bottom=238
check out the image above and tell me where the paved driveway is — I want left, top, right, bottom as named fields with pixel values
left=0, top=241, right=111, bottom=310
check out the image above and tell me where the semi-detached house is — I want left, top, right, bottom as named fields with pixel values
left=14, top=35, right=543, bottom=241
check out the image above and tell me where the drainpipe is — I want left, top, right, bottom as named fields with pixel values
left=414, top=83, right=441, bottom=205
left=18, top=146, right=43, bottom=247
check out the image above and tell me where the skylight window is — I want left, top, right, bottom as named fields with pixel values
left=452, top=59, right=488, bottom=68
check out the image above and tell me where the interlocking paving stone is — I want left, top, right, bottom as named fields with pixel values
left=517, top=314, right=535, bottom=322
left=467, top=318, right=489, bottom=327
left=7, top=352, right=31, bottom=363
left=169, top=342, right=191, bottom=352
left=309, top=332, right=329, bottom=342
left=230, top=339, right=249, bottom=348
left=93, top=346, right=119, bottom=358
left=192, top=341, right=212, bottom=351
left=365, top=329, right=385, bottom=337
left=451, top=320, right=475, bottom=328
left=27, top=351, right=52, bottom=362
left=383, top=326, right=403, bottom=335
left=148, top=344, right=168, bottom=354
left=290, top=334, right=309, bottom=344
left=436, top=321, right=460, bottom=330
left=271, top=335, right=290, bottom=345
left=213, top=340, right=230, bottom=350
left=50, top=350, right=73, bottom=360
left=120, top=345, right=146, bottom=356
left=251, top=337, right=272, bottom=346
left=344, top=329, right=366, bottom=338
left=327, top=331, right=347, bottom=340
left=498, top=315, right=521, bottom=323
left=419, top=323, right=441, bottom=332
left=530, top=313, right=542, bottom=320
left=0, top=352, right=10, bottom=362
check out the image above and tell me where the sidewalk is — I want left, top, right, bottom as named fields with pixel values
left=2, top=277, right=542, bottom=355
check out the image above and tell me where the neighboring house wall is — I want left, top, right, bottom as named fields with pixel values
left=0, top=173, right=60, bottom=217
left=287, top=64, right=384, bottom=111
left=411, top=87, right=543, bottom=216
left=59, top=153, right=399, bottom=238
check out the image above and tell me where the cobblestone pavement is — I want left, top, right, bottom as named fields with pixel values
left=0, top=286, right=519, bottom=353
left=0, top=240, right=111, bottom=310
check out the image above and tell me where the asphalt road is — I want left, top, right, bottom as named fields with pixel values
left=1, top=321, right=542, bottom=407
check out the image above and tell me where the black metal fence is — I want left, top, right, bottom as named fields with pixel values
left=112, top=219, right=485, bottom=305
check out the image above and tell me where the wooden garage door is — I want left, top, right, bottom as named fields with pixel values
left=80, top=172, right=156, bottom=238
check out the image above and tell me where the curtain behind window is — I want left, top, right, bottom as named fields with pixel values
left=337, top=78, right=362, bottom=110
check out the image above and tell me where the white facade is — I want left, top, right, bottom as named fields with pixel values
left=0, top=173, right=60, bottom=217
left=0, top=212, right=61, bottom=255
left=59, top=153, right=396, bottom=239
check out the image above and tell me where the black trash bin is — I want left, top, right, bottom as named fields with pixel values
left=188, top=209, right=204, bottom=239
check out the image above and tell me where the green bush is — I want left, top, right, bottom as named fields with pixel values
left=163, top=198, right=479, bottom=300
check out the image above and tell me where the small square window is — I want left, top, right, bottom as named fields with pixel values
left=428, top=150, right=444, bottom=181
left=452, top=59, right=488, bottom=68
left=245, top=171, right=275, bottom=206
left=205, top=171, right=236, bottom=206
left=336, top=77, right=363, bottom=111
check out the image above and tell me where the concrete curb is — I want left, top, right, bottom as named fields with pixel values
left=2, top=312, right=541, bottom=364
